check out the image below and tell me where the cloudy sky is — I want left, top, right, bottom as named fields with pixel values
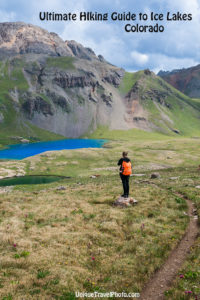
left=0, top=0, right=200, bottom=73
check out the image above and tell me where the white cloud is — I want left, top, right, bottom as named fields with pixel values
left=166, top=0, right=199, bottom=14
left=131, top=51, right=149, bottom=65
left=0, top=9, right=16, bottom=22
left=126, top=53, right=199, bottom=73
left=60, top=18, right=128, bottom=66
left=32, top=0, right=86, bottom=11
left=150, top=54, right=199, bottom=73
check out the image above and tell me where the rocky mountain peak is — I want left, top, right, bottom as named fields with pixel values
left=65, top=40, right=97, bottom=61
left=158, top=64, right=200, bottom=97
left=0, top=22, right=102, bottom=61
left=143, top=69, right=152, bottom=76
left=0, top=22, right=73, bottom=57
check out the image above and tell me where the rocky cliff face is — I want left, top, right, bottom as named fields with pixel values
left=0, top=22, right=127, bottom=138
left=158, top=65, right=200, bottom=98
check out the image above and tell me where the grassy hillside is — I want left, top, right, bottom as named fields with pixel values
left=46, top=57, right=75, bottom=70
left=118, top=71, right=144, bottom=94
left=87, top=126, right=171, bottom=141
left=118, top=71, right=200, bottom=137
left=0, top=58, right=65, bottom=147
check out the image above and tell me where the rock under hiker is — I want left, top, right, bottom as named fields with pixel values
left=117, top=151, right=132, bottom=198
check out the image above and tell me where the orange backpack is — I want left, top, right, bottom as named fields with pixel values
left=122, top=161, right=132, bottom=176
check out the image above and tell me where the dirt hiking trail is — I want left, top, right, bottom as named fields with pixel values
left=140, top=194, right=199, bottom=300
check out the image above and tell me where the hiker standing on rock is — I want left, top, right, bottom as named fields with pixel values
left=118, top=151, right=132, bottom=198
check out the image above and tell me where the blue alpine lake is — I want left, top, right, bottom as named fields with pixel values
left=0, top=139, right=106, bottom=160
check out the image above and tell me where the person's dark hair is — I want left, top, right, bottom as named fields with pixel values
left=122, top=151, right=128, bottom=157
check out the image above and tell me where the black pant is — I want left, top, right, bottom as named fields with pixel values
left=120, top=174, right=130, bottom=196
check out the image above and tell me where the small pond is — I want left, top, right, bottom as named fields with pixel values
left=0, top=175, right=66, bottom=187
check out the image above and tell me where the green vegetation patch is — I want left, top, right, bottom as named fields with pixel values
left=0, top=59, right=29, bottom=91
left=46, top=57, right=75, bottom=70
left=118, top=71, right=144, bottom=94
left=88, top=125, right=170, bottom=141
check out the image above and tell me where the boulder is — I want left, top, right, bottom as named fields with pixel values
left=114, top=196, right=138, bottom=207
left=90, top=175, right=100, bottom=178
left=172, top=129, right=180, bottom=134
left=192, top=208, right=198, bottom=215
left=150, top=173, right=160, bottom=179
left=0, top=112, right=4, bottom=123
left=21, top=139, right=29, bottom=143
left=56, top=186, right=66, bottom=191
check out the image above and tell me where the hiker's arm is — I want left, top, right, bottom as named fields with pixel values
left=117, top=158, right=122, bottom=166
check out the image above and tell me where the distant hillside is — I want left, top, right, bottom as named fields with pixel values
left=118, top=70, right=200, bottom=136
left=0, top=22, right=200, bottom=146
left=158, top=64, right=200, bottom=98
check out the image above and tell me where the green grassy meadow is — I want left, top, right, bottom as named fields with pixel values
left=0, top=130, right=199, bottom=299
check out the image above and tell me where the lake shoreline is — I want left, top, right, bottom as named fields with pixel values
left=0, top=138, right=107, bottom=160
